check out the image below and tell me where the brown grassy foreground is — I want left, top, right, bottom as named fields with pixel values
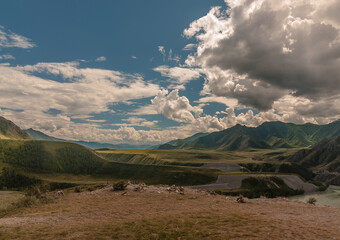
left=0, top=185, right=339, bottom=240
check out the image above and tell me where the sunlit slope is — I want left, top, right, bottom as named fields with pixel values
left=0, top=140, right=217, bottom=186
left=0, top=117, right=31, bottom=140
left=0, top=140, right=104, bottom=174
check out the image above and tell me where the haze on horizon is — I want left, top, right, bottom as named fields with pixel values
left=0, top=0, right=340, bottom=145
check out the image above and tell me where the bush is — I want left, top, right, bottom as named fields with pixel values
left=25, top=184, right=49, bottom=199
left=13, top=196, right=38, bottom=208
left=112, top=181, right=128, bottom=191
left=74, top=186, right=82, bottom=193
left=307, top=197, right=317, bottom=205
left=11, top=184, right=52, bottom=209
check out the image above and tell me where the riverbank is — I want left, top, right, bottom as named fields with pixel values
left=289, top=185, right=340, bottom=208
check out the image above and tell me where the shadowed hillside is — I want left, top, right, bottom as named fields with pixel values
left=288, top=136, right=340, bottom=173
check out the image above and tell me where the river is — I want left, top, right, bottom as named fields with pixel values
left=289, top=185, right=340, bottom=207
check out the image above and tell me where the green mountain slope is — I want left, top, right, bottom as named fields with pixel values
left=160, top=120, right=340, bottom=151
left=0, top=140, right=105, bottom=174
left=159, top=132, right=209, bottom=149
left=0, top=117, right=30, bottom=140
left=0, top=117, right=217, bottom=186
left=287, top=136, right=340, bottom=173
left=0, top=140, right=216, bottom=186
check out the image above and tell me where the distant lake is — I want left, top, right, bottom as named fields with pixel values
left=289, top=185, right=340, bottom=208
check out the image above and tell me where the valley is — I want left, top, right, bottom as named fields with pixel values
left=2, top=1, right=340, bottom=238
left=1, top=116, right=340, bottom=239
left=1, top=116, right=338, bottom=198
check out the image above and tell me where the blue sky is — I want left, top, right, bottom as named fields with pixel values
left=1, top=0, right=340, bottom=144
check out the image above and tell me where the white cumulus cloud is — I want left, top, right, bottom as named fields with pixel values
left=183, top=0, right=340, bottom=114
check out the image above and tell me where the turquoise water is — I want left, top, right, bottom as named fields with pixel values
left=289, top=185, right=340, bottom=208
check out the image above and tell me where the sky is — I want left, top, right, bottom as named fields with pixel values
left=1, top=0, right=340, bottom=145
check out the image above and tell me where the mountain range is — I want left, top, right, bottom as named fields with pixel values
left=25, top=128, right=152, bottom=150
left=159, top=120, right=340, bottom=151
left=0, top=116, right=215, bottom=186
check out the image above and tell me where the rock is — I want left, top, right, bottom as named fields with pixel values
left=133, top=184, right=146, bottom=192
left=206, top=190, right=216, bottom=195
left=237, top=196, right=245, bottom=203
left=55, top=190, right=64, bottom=198
left=166, top=185, right=185, bottom=194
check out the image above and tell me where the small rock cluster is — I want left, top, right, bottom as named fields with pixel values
left=237, top=196, right=245, bottom=203
left=133, top=183, right=147, bottom=192
left=166, top=185, right=185, bottom=195
left=54, top=190, right=64, bottom=198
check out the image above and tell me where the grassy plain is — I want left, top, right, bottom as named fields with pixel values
left=96, top=148, right=299, bottom=165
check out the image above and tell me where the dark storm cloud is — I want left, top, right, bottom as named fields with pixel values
left=185, top=0, right=340, bottom=110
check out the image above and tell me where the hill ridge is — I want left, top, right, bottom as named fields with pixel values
left=159, top=120, right=340, bottom=151
left=0, top=116, right=31, bottom=140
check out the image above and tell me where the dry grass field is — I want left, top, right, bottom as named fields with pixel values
left=0, top=184, right=339, bottom=240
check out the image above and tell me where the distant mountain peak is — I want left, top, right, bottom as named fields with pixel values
left=25, top=128, right=152, bottom=150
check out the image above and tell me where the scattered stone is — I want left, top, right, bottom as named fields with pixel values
left=166, top=185, right=185, bottom=194
left=55, top=190, right=64, bottom=198
left=121, top=191, right=128, bottom=196
left=112, top=181, right=128, bottom=191
left=237, top=196, right=245, bottom=203
left=133, top=183, right=146, bottom=192
left=178, top=186, right=185, bottom=195
left=206, top=190, right=216, bottom=195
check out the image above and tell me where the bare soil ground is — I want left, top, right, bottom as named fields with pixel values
left=0, top=184, right=339, bottom=240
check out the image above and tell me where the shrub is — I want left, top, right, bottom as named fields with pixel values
left=25, top=184, right=49, bottom=199
left=13, top=196, right=38, bottom=208
left=112, top=181, right=128, bottom=191
left=307, top=197, right=317, bottom=205
left=74, top=186, right=82, bottom=193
